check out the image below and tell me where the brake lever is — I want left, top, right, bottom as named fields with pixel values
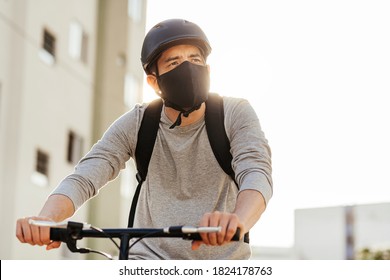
left=45, top=221, right=90, bottom=254
left=64, top=221, right=90, bottom=254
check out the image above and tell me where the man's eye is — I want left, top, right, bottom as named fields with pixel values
left=168, top=61, right=179, bottom=67
left=192, top=58, right=202, bottom=64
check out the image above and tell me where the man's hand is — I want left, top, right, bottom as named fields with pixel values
left=16, top=216, right=61, bottom=250
left=191, top=190, right=266, bottom=250
left=15, top=194, right=74, bottom=250
left=191, top=211, right=244, bottom=250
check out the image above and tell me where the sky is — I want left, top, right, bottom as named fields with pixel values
left=143, top=0, right=390, bottom=247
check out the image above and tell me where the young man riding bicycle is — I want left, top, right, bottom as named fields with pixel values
left=16, top=19, right=272, bottom=259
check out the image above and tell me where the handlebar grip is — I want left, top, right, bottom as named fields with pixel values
left=50, top=228, right=68, bottom=242
left=232, top=228, right=241, bottom=241
left=185, top=228, right=241, bottom=241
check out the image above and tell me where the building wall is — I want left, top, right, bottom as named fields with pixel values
left=0, top=0, right=99, bottom=259
left=294, top=206, right=347, bottom=260
left=0, top=0, right=28, bottom=260
left=85, top=0, right=147, bottom=259
left=294, top=202, right=390, bottom=260
left=0, top=0, right=147, bottom=259
left=354, top=202, right=390, bottom=252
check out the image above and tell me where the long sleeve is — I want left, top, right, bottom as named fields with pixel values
left=51, top=104, right=145, bottom=210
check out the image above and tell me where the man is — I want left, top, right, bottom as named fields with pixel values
left=16, top=19, right=272, bottom=259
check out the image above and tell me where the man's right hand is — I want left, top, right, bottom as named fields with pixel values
left=16, top=194, right=75, bottom=250
left=16, top=216, right=61, bottom=250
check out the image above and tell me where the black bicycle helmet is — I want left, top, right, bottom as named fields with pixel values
left=141, top=19, right=212, bottom=74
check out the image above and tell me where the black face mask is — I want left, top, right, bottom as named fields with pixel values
left=157, top=61, right=210, bottom=128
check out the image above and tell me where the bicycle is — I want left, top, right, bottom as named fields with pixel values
left=29, top=220, right=241, bottom=260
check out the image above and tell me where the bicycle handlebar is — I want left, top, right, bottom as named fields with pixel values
left=33, top=220, right=241, bottom=259
left=50, top=226, right=240, bottom=242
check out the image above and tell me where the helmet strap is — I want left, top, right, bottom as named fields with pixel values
left=167, top=103, right=201, bottom=129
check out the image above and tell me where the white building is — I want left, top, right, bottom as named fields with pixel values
left=0, top=0, right=147, bottom=259
left=250, top=202, right=390, bottom=260
left=294, top=202, right=390, bottom=260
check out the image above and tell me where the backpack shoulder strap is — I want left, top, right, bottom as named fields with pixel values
left=205, top=94, right=250, bottom=243
left=128, top=98, right=163, bottom=227
left=205, top=93, right=236, bottom=184
left=135, top=98, right=164, bottom=181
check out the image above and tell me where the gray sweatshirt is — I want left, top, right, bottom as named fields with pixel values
left=52, top=95, right=273, bottom=259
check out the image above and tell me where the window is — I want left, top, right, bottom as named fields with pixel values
left=67, top=131, right=83, bottom=164
left=39, top=28, right=56, bottom=65
left=43, top=29, right=55, bottom=56
left=31, top=149, right=50, bottom=187
left=128, top=0, right=142, bottom=23
left=68, top=19, right=88, bottom=63
left=36, top=149, right=49, bottom=176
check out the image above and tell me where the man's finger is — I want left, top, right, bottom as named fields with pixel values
left=207, top=211, right=221, bottom=246
left=16, top=219, right=25, bottom=243
left=46, top=241, right=61, bottom=250
left=199, top=212, right=211, bottom=245
left=191, top=240, right=203, bottom=251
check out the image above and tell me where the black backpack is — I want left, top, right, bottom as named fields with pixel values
left=127, top=93, right=249, bottom=243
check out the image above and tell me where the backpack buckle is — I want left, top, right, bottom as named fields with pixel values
left=136, top=173, right=143, bottom=183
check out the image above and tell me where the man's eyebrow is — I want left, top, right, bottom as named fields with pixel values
left=189, top=53, right=203, bottom=60
left=163, top=56, right=180, bottom=63
left=163, top=53, right=203, bottom=63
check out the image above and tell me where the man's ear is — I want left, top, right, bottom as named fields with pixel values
left=147, top=74, right=160, bottom=93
